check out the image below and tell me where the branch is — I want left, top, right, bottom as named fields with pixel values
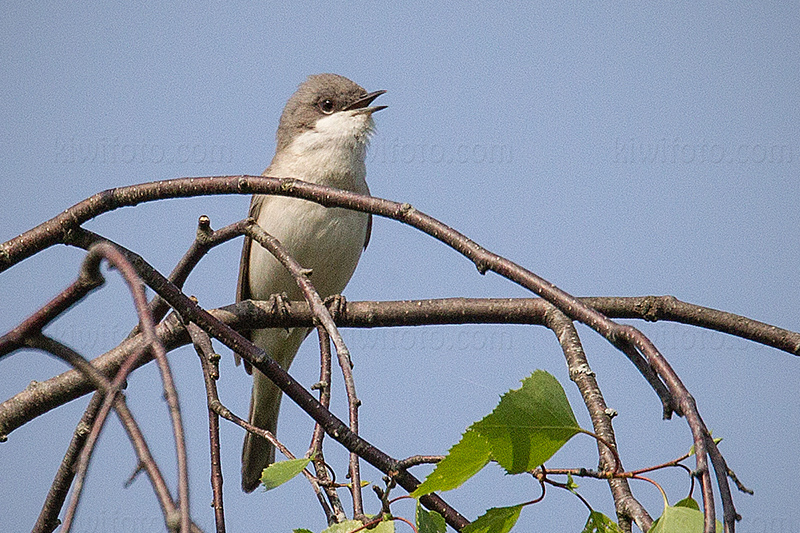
left=186, top=322, right=226, bottom=533
left=543, top=307, right=652, bottom=532
left=2, top=175, right=793, bottom=532
left=32, top=391, right=102, bottom=533
left=24, top=334, right=192, bottom=532
left=244, top=220, right=367, bottom=516
left=0, top=177, right=671, bottom=407
left=309, top=326, right=348, bottom=523
left=3, top=176, right=792, bottom=529
left=4, top=296, right=797, bottom=440
left=55, top=243, right=191, bottom=533
left=2, top=250, right=194, bottom=531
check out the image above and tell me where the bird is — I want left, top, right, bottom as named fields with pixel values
left=236, top=73, right=385, bottom=493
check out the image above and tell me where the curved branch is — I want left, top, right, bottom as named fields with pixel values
left=3, top=296, right=797, bottom=440
left=57, top=229, right=470, bottom=530
left=542, top=307, right=652, bottom=532
left=1, top=176, right=789, bottom=527
left=1, top=177, right=672, bottom=408
left=57, top=243, right=191, bottom=533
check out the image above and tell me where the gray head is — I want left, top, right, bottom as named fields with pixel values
left=275, top=73, right=386, bottom=152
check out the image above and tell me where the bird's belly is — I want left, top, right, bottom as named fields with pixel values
left=247, top=196, right=368, bottom=302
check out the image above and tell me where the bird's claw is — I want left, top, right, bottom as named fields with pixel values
left=324, top=294, right=347, bottom=320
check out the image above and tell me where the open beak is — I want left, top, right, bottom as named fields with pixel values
left=345, top=89, right=387, bottom=114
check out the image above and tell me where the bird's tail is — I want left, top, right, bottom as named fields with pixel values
left=241, top=369, right=282, bottom=493
left=241, top=326, right=310, bottom=493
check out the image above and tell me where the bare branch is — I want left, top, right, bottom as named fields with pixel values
left=243, top=220, right=368, bottom=517
left=50, top=243, right=191, bottom=532
left=310, top=326, right=347, bottom=523
left=24, top=335, right=191, bottom=531
left=0, top=176, right=789, bottom=526
left=186, top=322, right=226, bottom=533
left=543, top=307, right=652, bottom=533
left=137, top=216, right=252, bottom=334
left=0, top=265, right=103, bottom=359
left=4, top=296, right=797, bottom=439
left=0, top=177, right=673, bottom=410
left=33, top=392, right=102, bottom=533
left=193, top=345, right=337, bottom=518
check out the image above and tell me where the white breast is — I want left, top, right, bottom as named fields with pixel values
left=247, top=109, right=373, bottom=302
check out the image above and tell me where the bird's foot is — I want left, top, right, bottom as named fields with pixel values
left=324, top=294, right=347, bottom=321
left=268, top=292, right=292, bottom=332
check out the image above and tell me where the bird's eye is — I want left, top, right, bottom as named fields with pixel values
left=319, top=99, right=335, bottom=114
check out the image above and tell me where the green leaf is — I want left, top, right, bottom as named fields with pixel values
left=689, top=436, right=722, bottom=456
left=411, top=429, right=491, bottom=497
left=320, top=518, right=395, bottom=533
left=565, top=472, right=579, bottom=492
left=472, top=370, right=582, bottom=473
left=650, top=504, right=722, bottom=533
left=462, top=505, right=523, bottom=533
left=416, top=502, right=447, bottom=533
left=260, top=457, right=311, bottom=491
left=582, top=511, right=624, bottom=533
left=674, top=497, right=700, bottom=510
left=321, top=520, right=363, bottom=533
left=369, top=520, right=395, bottom=533
left=322, top=520, right=361, bottom=533
left=293, top=530, right=314, bottom=533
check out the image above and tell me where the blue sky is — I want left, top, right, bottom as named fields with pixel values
left=1, top=2, right=798, bottom=532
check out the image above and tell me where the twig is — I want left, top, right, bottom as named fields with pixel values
left=396, top=456, right=445, bottom=469
left=58, top=243, right=191, bottom=533
left=187, top=316, right=336, bottom=520
left=310, top=326, right=347, bottom=523
left=186, top=322, right=226, bottom=533
left=200, top=372, right=333, bottom=501
left=243, top=221, right=366, bottom=517
left=23, top=335, right=191, bottom=531
left=3, top=254, right=187, bottom=532
left=543, top=307, right=652, bottom=532
left=134, top=216, right=252, bottom=335
left=0, top=265, right=103, bottom=359
left=32, top=392, right=103, bottom=533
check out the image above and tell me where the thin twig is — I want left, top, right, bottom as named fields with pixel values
left=0, top=267, right=103, bottom=359
left=243, top=221, right=366, bottom=517
left=135, top=216, right=252, bottom=335
left=32, top=392, right=103, bottom=533
left=23, top=335, right=191, bottom=531
left=396, top=456, right=445, bottom=469
left=543, top=307, right=652, bottom=532
left=310, top=326, right=347, bottom=523
left=58, top=243, right=191, bottom=533
left=187, top=313, right=332, bottom=515
left=186, top=322, right=226, bottom=533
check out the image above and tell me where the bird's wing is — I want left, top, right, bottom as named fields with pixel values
left=234, top=193, right=267, bottom=372
left=364, top=213, right=372, bottom=250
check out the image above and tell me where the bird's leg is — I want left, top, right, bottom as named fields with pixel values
left=323, top=294, right=347, bottom=322
left=268, top=292, right=292, bottom=333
